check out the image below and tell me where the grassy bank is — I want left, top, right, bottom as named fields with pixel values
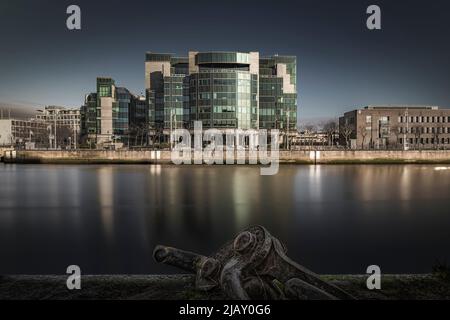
left=1, top=274, right=449, bottom=300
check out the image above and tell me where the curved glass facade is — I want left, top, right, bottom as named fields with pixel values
left=145, top=51, right=297, bottom=133
left=190, top=70, right=258, bottom=129
left=196, top=52, right=250, bottom=65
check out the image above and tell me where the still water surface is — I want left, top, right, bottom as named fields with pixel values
left=1, top=164, right=449, bottom=274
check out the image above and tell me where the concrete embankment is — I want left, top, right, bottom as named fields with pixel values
left=284, top=150, right=450, bottom=164
left=0, top=147, right=13, bottom=162
left=2, top=150, right=163, bottom=164
left=3, top=149, right=450, bottom=164
left=0, top=274, right=449, bottom=300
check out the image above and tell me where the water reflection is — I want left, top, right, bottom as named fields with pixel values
left=0, top=164, right=449, bottom=274
left=98, top=167, right=114, bottom=242
left=233, top=169, right=252, bottom=229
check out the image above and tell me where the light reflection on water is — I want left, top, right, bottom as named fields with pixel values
left=0, top=164, right=449, bottom=275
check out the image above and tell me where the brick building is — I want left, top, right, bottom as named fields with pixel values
left=339, top=106, right=450, bottom=149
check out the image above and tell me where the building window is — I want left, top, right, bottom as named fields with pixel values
left=99, top=85, right=111, bottom=97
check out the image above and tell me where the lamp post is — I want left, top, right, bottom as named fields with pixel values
left=53, top=109, right=59, bottom=150
left=403, top=108, right=409, bottom=151
left=72, top=115, right=78, bottom=150
left=170, top=108, right=177, bottom=150
left=287, top=111, right=290, bottom=151
left=170, top=109, right=173, bottom=150
left=274, top=116, right=281, bottom=149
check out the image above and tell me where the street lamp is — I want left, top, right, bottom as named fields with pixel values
left=53, top=109, right=60, bottom=150
left=287, top=111, right=290, bottom=151
left=403, top=108, right=409, bottom=151
left=170, top=108, right=177, bottom=150
left=72, top=113, right=78, bottom=150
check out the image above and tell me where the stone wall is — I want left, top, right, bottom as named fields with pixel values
left=313, top=150, right=450, bottom=164
left=3, top=150, right=159, bottom=163
left=3, top=149, right=450, bottom=164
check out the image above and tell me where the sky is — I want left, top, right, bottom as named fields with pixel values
left=0, top=0, right=450, bottom=123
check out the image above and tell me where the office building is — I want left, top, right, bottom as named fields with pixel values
left=81, top=78, right=148, bottom=146
left=339, top=105, right=450, bottom=149
left=35, top=106, right=81, bottom=149
left=145, top=51, right=297, bottom=141
left=0, top=119, right=47, bottom=148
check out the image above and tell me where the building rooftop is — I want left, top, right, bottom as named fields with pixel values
left=364, top=105, right=440, bottom=110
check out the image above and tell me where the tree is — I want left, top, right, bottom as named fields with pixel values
left=433, top=128, right=439, bottom=149
left=300, top=124, right=317, bottom=147
left=390, top=124, right=401, bottom=149
left=56, top=126, right=72, bottom=149
left=437, top=126, right=444, bottom=149
left=323, top=120, right=338, bottom=146
left=340, top=123, right=353, bottom=148
left=358, top=126, right=368, bottom=149
left=413, top=126, right=422, bottom=150
left=139, top=123, right=147, bottom=146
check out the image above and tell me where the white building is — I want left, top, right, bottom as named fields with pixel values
left=35, top=106, right=81, bottom=148
left=0, top=119, right=47, bottom=147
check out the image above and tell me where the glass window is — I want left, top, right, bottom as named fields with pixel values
left=98, top=85, right=111, bottom=97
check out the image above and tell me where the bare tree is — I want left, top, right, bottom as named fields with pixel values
left=56, top=126, right=72, bottom=149
left=300, top=124, right=317, bottom=147
left=139, top=123, right=147, bottom=146
left=358, top=126, right=368, bottom=149
left=323, top=120, right=338, bottom=146
left=340, top=123, right=353, bottom=149
left=304, top=124, right=316, bottom=133
left=437, top=126, right=444, bottom=150
left=433, top=128, right=439, bottom=149
left=413, top=126, right=422, bottom=150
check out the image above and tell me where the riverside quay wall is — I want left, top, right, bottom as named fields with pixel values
left=3, top=149, right=450, bottom=164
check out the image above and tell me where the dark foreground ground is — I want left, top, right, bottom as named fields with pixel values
left=1, top=274, right=450, bottom=300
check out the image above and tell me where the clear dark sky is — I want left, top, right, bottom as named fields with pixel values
left=1, top=0, right=449, bottom=122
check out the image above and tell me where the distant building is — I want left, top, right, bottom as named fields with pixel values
left=295, top=130, right=328, bottom=146
left=81, top=78, right=148, bottom=146
left=35, top=106, right=81, bottom=149
left=145, top=51, right=297, bottom=141
left=339, top=105, right=450, bottom=149
left=0, top=119, right=47, bottom=148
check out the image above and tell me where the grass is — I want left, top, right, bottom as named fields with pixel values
left=432, top=260, right=450, bottom=281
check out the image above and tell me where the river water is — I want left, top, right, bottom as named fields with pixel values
left=0, top=164, right=449, bottom=275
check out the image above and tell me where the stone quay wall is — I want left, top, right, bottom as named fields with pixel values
left=3, top=149, right=450, bottom=164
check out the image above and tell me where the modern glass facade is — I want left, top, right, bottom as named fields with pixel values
left=81, top=78, right=148, bottom=145
left=259, top=56, right=297, bottom=130
left=163, top=74, right=189, bottom=129
left=190, top=52, right=259, bottom=130
left=115, top=87, right=131, bottom=136
left=145, top=51, right=297, bottom=135
left=81, top=92, right=98, bottom=135
left=189, top=70, right=258, bottom=129
left=145, top=54, right=190, bottom=141
left=83, top=51, right=298, bottom=146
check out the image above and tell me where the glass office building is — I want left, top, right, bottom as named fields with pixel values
left=145, top=51, right=297, bottom=138
left=259, top=56, right=297, bottom=130
left=189, top=51, right=259, bottom=130
left=81, top=78, right=147, bottom=145
left=145, top=54, right=190, bottom=141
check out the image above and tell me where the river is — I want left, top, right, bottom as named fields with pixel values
left=0, top=164, right=449, bottom=274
